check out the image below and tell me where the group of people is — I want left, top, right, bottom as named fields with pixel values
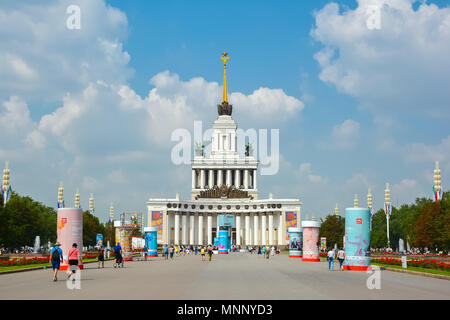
left=162, top=244, right=215, bottom=261
left=50, top=242, right=81, bottom=282
left=327, top=247, right=346, bottom=271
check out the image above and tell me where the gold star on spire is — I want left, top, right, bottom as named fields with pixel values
left=220, top=52, right=230, bottom=103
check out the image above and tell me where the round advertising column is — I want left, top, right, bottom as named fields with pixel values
left=343, top=208, right=371, bottom=271
left=288, top=227, right=303, bottom=258
left=56, top=208, right=83, bottom=270
left=301, top=220, right=320, bottom=262
left=144, top=226, right=158, bottom=257
left=218, top=229, right=229, bottom=254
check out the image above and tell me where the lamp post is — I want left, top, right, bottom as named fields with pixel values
left=2, top=161, right=11, bottom=206
left=75, top=189, right=80, bottom=209
left=384, top=183, right=391, bottom=249
left=89, top=193, right=94, bottom=214
left=368, top=188, right=373, bottom=231
left=433, top=161, right=442, bottom=202
left=57, top=182, right=64, bottom=208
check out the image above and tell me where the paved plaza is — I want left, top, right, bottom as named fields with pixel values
left=0, top=253, right=449, bottom=300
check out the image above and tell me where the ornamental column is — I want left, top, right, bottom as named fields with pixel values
left=261, top=213, right=267, bottom=245
left=218, top=169, right=223, bottom=186
left=192, top=169, right=196, bottom=189
left=254, top=213, right=259, bottom=245
left=236, top=213, right=241, bottom=246
left=244, top=169, right=249, bottom=189
left=277, top=212, right=283, bottom=245
left=198, top=213, right=204, bottom=245
left=182, top=213, right=187, bottom=245
left=253, top=170, right=257, bottom=190
left=226, top=169, right=232, bottom=187
left=189, top=213, right=195, bottom=245
left=207, top=214, right=212, bottom=245
left=174, top=212, right=180, bottom=245
left=268, top=212, right=274, bottom=245
left=200, top=170, right=206, bottom=189
left=208, top=169, right=214, bottom=188
left=245, top=213, right=250, bottom=245
left=235, top=169, right=241, bottom=188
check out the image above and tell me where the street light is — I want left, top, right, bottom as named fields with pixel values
left=2, top=161, right=11, bottom=206
left=433, top=161, right=442, bottom=202
left=384, top=183, right=392, bottom=249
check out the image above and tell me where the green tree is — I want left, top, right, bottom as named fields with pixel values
left=319, top=215, right=345, bottom=249
left=83, top=210, right=105, bottom=247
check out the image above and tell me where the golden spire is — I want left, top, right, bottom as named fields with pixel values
left=221, top=52, right=229, bottom=103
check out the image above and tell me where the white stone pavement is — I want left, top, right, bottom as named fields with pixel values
left=0, top=253, right=448, bottom=299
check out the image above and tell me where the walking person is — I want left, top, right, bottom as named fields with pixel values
left=327, top=248, right=335, bottom=271
left=67, top=243, right=81, bottom=280
left=258, top=246, right=262, bottom=257
left=98, top=246, right=105, bottom=268
left=262, top=246, right=266, bottom=258
left=50, top=242, right=63, bottom=282
left=207, top=245, right=213, bottom=261
left=201, top=246, right=206, bottom=261
left=169, top=245, right=174, bottom=259
left=265, top=246, right=270, bottom=259
left=163, top=244, right=169, bottom=260
left=337, top=247, right=345, bottom=271
left=113, top=242, right=122, bottom=268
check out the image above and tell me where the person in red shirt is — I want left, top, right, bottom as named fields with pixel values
left=67, top=243, right=81, bottom=280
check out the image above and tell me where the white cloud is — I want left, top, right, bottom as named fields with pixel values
left=311, top=0, right=450, bottom=118
left=330, top=119, right=360, bottom=149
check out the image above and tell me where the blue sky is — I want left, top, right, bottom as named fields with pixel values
left=0, top=0, right=449, bottom=222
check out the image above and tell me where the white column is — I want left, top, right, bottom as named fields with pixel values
left=198, top=213, right=203, bottom=245
left=207, top=214, right=212, bottom=245
left=174, top=213, right=180, bottom=245
left=218, top=169, right=223, bottom=186
left=268, top=212, right=274, bottom=245
left=226, top=169, right=232, bottom=187
left=235, top=170, right=241, bottom=188
left=182, top=213, right=187, bottom=245
left=244, top=169, right=249, bottom=189
left=236, top=214, right=241, bottom=246
left=200, top=169, right=205, bottom=189
left=245, top=213, right=250, bottom=245
left=254, top=170, right=257, bottom=190
left=208, top=169, right=213, bottom=188
left=277, top=212, right=283, bottom=245
left=254, top=213, right=259, bottom=245
left=189, top=213, right=195, bottom=245
left=261, top=213, right=267, bottom=245
left=192, top=170, right=196, bottom=189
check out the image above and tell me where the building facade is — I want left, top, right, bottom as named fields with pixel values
left=146, top=53, right=301, bottom=247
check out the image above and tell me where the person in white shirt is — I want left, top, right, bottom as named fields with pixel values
left=337, top=248, right=345, bottom=270
left=327, top=249, right=335, bottom=271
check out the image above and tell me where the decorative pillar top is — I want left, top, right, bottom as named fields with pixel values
left=218, top=52, right=232, bottom=116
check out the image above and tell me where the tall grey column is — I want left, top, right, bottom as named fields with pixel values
left=207, top=214, right=212, bottom=245
left=198, top=213, right=203, bottom=245
left=189, top=213, right=195, bottom=245
left=268, top=212, right=274, bottom=245
left=208, top=169, right=213, bottom=188
left=200, top=169, right=205, bottom=189
left=244, top=169, right=249, bottom=189
left=192, top=170, right=196, bottom=189
left=226, top=169, right=232, bottom=187
left=218, top=169, right=223, bottom=186
left=254, top=170, right=257, bottom=190
left=236, top=213, right=241, bottom=246
left=261, top=213, right=267, bottom=245
left=235, top=169, right=241, bottom=188
left=182, top=213, right=187, bottom=245
left=254, top=213, right=259, bottom=245
left=277, top=212, right=283, bottom=245
left=245, top=213, right=250, bottom=245
left=174, top=212, right=180, bottom=245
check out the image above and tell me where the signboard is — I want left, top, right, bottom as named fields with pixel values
left=96, top=234, right=103, bottom=247
left=151, top=211, right=163, bottom=242
left=285, top=211, right=297, bottom=240
left=320, top=237, right=327, bottom=250
left=218, top=214, right=235, bottom=227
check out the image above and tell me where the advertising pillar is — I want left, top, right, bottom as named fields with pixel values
left=343, top=207, right=371, bottom=271
left=144, top=226, right=158, bottom=257
left=301, top=220, right=320, bottom=262
left=218, top=228, right=229, bottom=254
left=57, top=208, right=83, bottom=270
left=288, top=227, right=302, bottom=258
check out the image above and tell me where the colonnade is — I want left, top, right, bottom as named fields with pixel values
left=192, top=169, right=257, bottom=190
left=167, top=211, right=284, bottom=246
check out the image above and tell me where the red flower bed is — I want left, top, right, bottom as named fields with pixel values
left=372, top=257, right=450, bottom=271
left=0, top=256, right=50, bottom=267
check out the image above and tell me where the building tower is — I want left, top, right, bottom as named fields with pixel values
left=433, top=161, right=442, bottom=202
left=57, top=182, right=64, bottom=208
left=2, top=161, right=11, bottom=206
left=191, top=52, right=258, bottom=200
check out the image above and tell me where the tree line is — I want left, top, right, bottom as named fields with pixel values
left=0, top=192, right=116, bottom=249
left=320, top=191, right=449, bottom=251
